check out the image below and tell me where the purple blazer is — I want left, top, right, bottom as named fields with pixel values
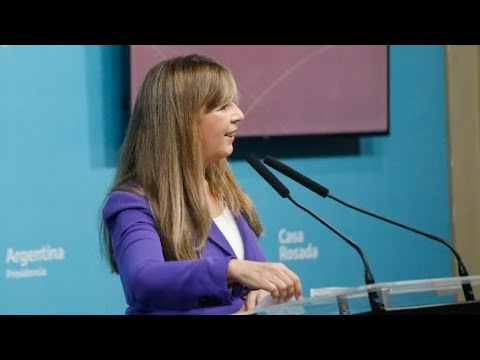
left=103, top=191, right=266, bottom=315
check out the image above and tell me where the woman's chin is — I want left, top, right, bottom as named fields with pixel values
left=205, top=148, right=234, bottom=164
left=220, top=145, right=234, bottom=159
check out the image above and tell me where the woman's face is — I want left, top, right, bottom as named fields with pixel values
left=199, top=101, right=244, bottom=166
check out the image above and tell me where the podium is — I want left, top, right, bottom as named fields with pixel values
left=248, top=275, right=480, bottom=315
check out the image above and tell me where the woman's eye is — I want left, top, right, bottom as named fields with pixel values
left=218, top=104, right=229, bottom=111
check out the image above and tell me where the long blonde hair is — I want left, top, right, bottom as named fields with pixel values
left=100, top=54, right=263, bottom=273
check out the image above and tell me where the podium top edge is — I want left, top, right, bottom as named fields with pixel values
left=310, top=275, right=480, bottom=298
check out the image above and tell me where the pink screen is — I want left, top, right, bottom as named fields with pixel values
left=130, top=45, right=388, bottom=137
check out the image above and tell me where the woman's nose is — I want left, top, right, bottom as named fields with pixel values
left=231, top=103, right=244, bottom=123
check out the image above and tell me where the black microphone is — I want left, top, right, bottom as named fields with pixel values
left=263, top=155, right=476, bottom=302
left=246, top=153, right=385, bottom=313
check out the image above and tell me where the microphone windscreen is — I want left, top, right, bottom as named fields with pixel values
left=246, top=153, right=290, bottom=198
left=264, top=155, right=329, bottom=197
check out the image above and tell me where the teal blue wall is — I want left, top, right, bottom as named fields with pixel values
left=0, top=45, right=451, bottom=314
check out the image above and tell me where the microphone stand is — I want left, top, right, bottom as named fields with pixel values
left=286, top=196, right=385, bottom=313
left=263, top=155, right=475, bottom=302
left=327, top=193, right=475, bottom=302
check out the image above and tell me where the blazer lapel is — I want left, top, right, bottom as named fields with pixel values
left=208, top=220, right=236, bottom=257
left=235, top=214, right=253, bottom=259
left=235, top=214, right=266, bottom=261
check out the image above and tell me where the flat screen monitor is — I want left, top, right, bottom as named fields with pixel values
left=130, top=45, right=388, bottom=137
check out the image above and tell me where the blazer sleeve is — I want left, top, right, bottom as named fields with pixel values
left=103, top=191, right=234, bottom=311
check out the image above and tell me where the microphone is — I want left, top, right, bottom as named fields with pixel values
left=263, top=155, right=476, bottom=302
left=246, top=153, right=385, bottom=313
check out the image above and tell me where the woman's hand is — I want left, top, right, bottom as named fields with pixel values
left=227, top=259, right=302, bottom=304
left=233, top=289, right=270, bottom=313
left=244, top=289, right=270, bottom=311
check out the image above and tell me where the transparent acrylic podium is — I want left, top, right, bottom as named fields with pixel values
left=247, top=275, right=480, bottom=315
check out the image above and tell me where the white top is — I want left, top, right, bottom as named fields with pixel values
left=213, top=207, right=244, bottom=260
